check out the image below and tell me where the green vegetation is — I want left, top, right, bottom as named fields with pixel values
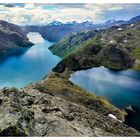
left=131, top=47, right=140, bottom=60
left=53, top=42, right=134, bottom=73
left=49, top=30, right=99, bottom=58
left=51, top=22, right=140, bottom=72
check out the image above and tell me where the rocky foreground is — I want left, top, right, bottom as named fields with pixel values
left=0, top=72, right=139, bottom=136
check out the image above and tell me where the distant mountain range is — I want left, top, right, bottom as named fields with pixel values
left=23, top=15, right=140, bottom=42
left=48, top=15, right=140, bottom=27
left=0, top=14, right=140, bottom=57
left=128, top=15, right=140, bottom=23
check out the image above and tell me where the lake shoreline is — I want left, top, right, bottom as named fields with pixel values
left=69, top=67, right=140, bottom=131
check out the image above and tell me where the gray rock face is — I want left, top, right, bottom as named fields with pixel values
left=0, top=86, right=139, bottom=136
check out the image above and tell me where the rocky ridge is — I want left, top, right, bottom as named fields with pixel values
left=0, top=72, right=139, bottom=136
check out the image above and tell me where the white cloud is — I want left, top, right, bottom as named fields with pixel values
left=0, top=3, right=139, bottom=25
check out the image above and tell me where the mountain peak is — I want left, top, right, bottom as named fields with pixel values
left=48, top=21, right=63, bottom=26
left=66, top=21, right=78, bottom=25
left=105, top=19, right=116, bottom=24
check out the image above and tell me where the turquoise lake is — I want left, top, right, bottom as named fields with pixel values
left=0, top=32, right=60, bottom=88
left=70, top=66, right=140, bottom=130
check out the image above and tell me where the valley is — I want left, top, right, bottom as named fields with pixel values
left=0, top=13, right=140, bottom=136
left=0, top=32, right=60, bottom=88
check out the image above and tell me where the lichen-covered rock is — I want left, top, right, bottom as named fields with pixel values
left=0, top=88, right=35, bottom=136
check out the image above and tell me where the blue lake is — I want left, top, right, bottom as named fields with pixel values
left=70, top=66, right=140, bottom=108
left=70, top=66, right=140, bottom=130
left=0, top=32, right=60, bottom=88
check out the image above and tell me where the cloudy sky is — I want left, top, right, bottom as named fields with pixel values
left=0, top=3, right=140, bottom=25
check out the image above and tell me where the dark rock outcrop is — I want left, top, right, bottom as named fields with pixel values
left=124, top=106, right=140, bottom=131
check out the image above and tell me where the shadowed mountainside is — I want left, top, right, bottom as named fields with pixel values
left=0, top=20, right=34, bottom=57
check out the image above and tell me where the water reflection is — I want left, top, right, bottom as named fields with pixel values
left=70, top=66, right=140, bottom=108
left=0, top=32, right=61, bottom=88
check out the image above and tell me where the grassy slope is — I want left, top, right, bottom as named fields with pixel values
left=131, top=47, right=140, bottom=60
left=36, top=72, right=126, bottom=121
left=52, top=22, right=140, bottom=72
left=49, top=30, right=99, bottom=58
